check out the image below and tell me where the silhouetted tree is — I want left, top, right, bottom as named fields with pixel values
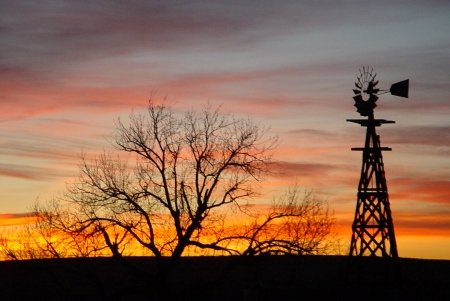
left=238, top=187, right=337, bottom=256
left=39, top=101, right=276, bottom=270
left=0, top=102, right=339, bottom=292
left=0, top=200, right=112, bottom=260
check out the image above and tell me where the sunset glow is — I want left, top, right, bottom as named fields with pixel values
left=0, top=1, right=449, bottom=259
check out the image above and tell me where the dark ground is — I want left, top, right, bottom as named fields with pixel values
left=0, top=255, right=449, bottom=301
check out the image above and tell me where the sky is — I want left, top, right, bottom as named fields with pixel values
left=0, top=0, right=449, bottom=259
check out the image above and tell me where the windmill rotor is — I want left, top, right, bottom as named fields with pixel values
left=351, top=66, right=409, bottom=116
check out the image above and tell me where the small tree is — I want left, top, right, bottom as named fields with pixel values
left=239, top=187, right=337, bottom=256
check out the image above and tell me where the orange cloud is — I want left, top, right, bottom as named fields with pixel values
left=0, top=213, right=33, bottom=227
left=390, top=178, right=450, bottom=204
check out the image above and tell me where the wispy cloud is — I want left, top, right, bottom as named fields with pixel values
left=394, top=210, right=450, bottom=236
left=390, top=177, right=450, bottom=204
left=269, top=161, right=339, bottom=178
left=0, top=163, right=71, bottom=181
left=0, top=212, right=32, bottom=227
left=385, top=126, right=450, bottom=147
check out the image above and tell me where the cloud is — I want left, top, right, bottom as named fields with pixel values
left=384, top=126, right=450, bottom=148
left=268, top=161, right=340, bottom=179
left=394, top=210, right=450, bottom=236
left=1, top=0, right=448, bottom=122
left=0, top=212, right=33, bottom=227
left=286, top=129, right=342, bottom=142
left=0, top=213, right=30, bottom=219
left=2, top=0, right=445, bottom=70
left=390, top=177, right=450, bottom=204
left=0, top=0, right=298, bottom=67
left=0, top=163, right=71, bottom=181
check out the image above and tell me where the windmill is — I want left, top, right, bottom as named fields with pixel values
left=347, top=67, right=409, bottom=258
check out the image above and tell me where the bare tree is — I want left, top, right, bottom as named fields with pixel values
left=0, top=102, right=340, bottom=292
left=240, top=187, right=337, bottom=256
left=191, top=186, right=338, bottom=257
left=47, top=101, right=277, bottom=270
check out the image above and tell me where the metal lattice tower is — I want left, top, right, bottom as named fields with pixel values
left=347, top=67, right=408, bottom=258
left=347, top=114, right=398, bottom=258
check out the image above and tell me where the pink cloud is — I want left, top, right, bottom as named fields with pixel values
left=390, top=178, right=450, bottom=204
left=385, top=126, right=450, bottom=148
left=393, top=211, right=450, bottom=236
left=268, top=161, right=339, bottom=179
left=0, top=163, right=72, bottom=181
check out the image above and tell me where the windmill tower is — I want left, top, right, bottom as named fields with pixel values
left=347, top=67, right=408, bottom=258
